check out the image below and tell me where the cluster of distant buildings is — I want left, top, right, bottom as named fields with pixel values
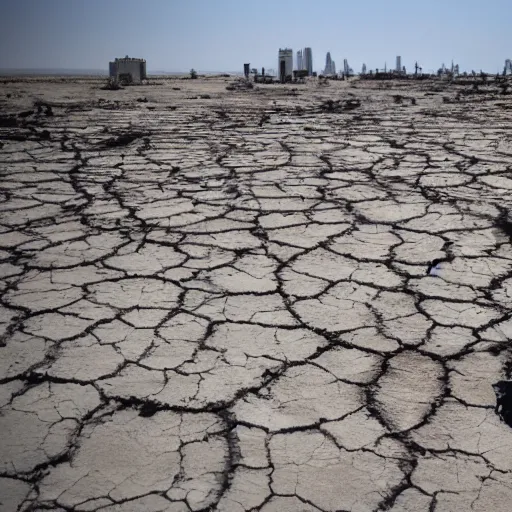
left=274, top=48, right=469, bottom=82
left=106, top=53, right=512, bottom=85
left=275, top=48, right=405, bottom=82
left=276, top=48, right=313, bottom=82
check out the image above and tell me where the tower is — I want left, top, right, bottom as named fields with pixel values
left=297, top=50, right=303, bottom=70
left=304, top=47, right=313, bottom=76
left=396, top=56, right=402, bottom=73
left=343, top=59, right=350, bottom=76
left=324, top=52, right=333, bottom=75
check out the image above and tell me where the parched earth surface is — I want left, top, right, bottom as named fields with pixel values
left=1, top=75, right=512, bottom=511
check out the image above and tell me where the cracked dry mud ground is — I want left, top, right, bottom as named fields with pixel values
left=1, top=76, right=512, bottom=512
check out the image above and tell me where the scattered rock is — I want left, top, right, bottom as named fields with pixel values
left=18, top=110, right=33, bottom=118
left=494, top=381, right=512, bottom=427
left=496, top=211, right=512, bottom=237
left=317, top=98, right=361, bottom=113
left=103, top=131, right=146, bottom=148
left=0, top=115, right=17, bottom=127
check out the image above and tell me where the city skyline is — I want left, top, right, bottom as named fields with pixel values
left=0, top=0, right=511, bottom=74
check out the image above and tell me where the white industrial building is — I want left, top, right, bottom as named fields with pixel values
left=109, top=56, right=147, bottom=84
left=278, top=48, right=293, bottom=82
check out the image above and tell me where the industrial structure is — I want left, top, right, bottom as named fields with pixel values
left=323, top=52, right=336, bottom=75
left=278, top=48, right=294, bottom=82
left=109, top=56, right=147, bottom=84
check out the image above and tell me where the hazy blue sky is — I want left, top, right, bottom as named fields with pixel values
left=0, top=0, right=510, bottom=73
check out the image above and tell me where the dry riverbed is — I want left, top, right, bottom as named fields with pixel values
left=1, top=75, right=512, bottom=511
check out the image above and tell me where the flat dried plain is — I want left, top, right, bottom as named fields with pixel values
left=1, top=75, right=512, bottom=511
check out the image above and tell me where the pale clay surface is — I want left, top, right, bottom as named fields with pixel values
left=0, top=75, right=512, bottom=511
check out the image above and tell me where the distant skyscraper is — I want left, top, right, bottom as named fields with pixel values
left=297, top=50, right=303, bottom=70
left=396, top=56, right=402, bottom=73
left=324, top=52, right=335, bottom=75
left=362, top=63, right=367, bottom=75
left=332, top=60, right=336, bottom=74
left=343, top=59, right=350, bottom=76
left=303, top=47, right=313, bottom=76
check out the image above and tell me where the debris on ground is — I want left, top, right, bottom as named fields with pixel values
left=494, top=381, right=512, bottom=427
left=316, top=98, right=361, bottom=113
left=226, top=79, right=254, bottom=91
left=101, top=78, right=123, bottom=90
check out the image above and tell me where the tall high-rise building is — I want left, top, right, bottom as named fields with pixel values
left=303, top=47, right=313, bottom=76
left=343, top=59, right=350, bottom=76
left=297, top=50, right=303, bottom=70
left=396, top=56, right=402, bottom=73
left=278, top=48, right=294, bottom=82
left=324, top=52, right=335, bottom=75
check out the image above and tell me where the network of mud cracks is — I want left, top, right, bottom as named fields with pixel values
left=1, top=76, right=512, bottom=511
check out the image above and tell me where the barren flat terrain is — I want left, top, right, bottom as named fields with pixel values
left=1, top=75, right=512, bottom=511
